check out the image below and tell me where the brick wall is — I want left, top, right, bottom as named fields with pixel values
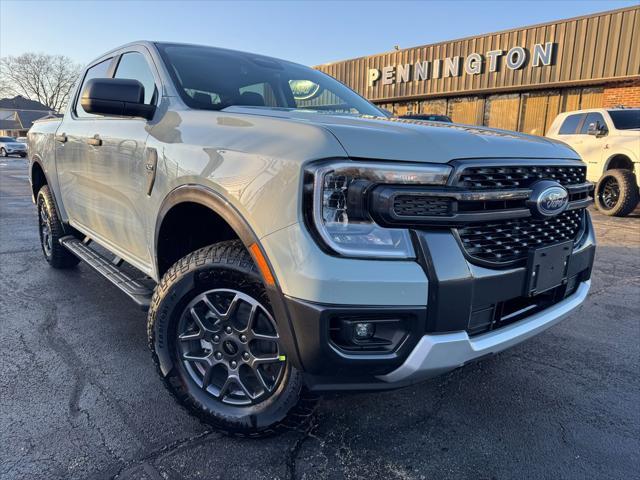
left=603, top=79, right=640, bottom=108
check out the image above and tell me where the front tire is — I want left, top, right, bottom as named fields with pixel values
left=37, top=185, right=80, bottom=268
left=147, top=241, right=317, bottom=436
left=0, top=148, right=7, bottom=157
left=594, top=169, right=639, bottom=217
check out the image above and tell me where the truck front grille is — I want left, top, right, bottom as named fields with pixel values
left=456, top=209, right=584, bottom=264
left=393, top=196, right=451, bottom=217
left=456, top=165, right=586, bottom=190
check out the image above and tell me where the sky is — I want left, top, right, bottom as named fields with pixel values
left=1, top=0, right=637, bottom=67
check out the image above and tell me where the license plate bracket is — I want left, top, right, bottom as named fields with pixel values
left=524, top=240, right=573, bottom=297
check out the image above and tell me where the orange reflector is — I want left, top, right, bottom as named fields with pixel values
left=249, top=243, right=275, bottom=287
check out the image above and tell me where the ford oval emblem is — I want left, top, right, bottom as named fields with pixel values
left=527, top=180, right=569, bottom=218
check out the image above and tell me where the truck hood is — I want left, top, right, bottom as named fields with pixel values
left=223, top=107, right=580, bottom=163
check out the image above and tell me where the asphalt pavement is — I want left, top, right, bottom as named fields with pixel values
left=1, top=156, right=639, bottom=480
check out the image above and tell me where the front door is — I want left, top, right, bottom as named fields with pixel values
left=574, top=112, right=608, bottom=183
left=85, top=49, right=161, bottom=268
left=57, top=48, right=161, bottom=271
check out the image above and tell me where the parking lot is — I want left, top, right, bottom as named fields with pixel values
left=1, top=155, right=638, bottom=480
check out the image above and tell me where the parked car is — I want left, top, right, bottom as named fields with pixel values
left=0, top=136, right=27, bottom=157
left=400, top=114, right=452, bottom=122
left=547, top=108, right=640, bottom=216
left=28, top=41, right=596, bottom=436
left=16, top=136, right=28, bottom=144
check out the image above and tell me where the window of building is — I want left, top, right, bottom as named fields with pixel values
left=558, top=114, right=585, bottom=134
left=579, top=112, right=606, bottom=134
left=447, top=96, right=484, bottom=125
left=114, top=52, right=157, bottom=104
left=419, top=99, right=448, bottom=116
left=485, top=94, right=520, bottom=131
left=519, top=92, right=550, bottom=136
left=75, top=58, right=113, bottom=118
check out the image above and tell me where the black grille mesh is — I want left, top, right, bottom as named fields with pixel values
left=393, top=196, right=451, bottom=217
left=456, top=165, right=586, bottom=190
left=456, top=209, right=583, bottom=264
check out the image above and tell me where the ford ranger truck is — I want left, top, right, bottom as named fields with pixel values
left=28, top=42, right=596, bottom=436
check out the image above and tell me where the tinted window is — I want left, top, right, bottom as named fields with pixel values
left=156, top=43, right=381, bottom=116
left=558, top=114, right=584, bottom=135
left=0, top=137, right=16, bottom=142
left=579, top=113, right=606, bottom=134
left=75, top=58, right=113, bottom=118
left=114, top=52, right=157, bottom=104
left=608, top=110, right=640, bottom=130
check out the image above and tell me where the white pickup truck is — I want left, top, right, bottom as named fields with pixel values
left=28, top=41, right=596, bottom=436
left=547, top=108, right=640, bottom=216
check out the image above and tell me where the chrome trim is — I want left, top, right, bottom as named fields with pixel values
left=377, top=280, right=591, bottom=384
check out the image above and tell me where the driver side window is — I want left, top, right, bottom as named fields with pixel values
left=114, top=52, right=157, bottom=105
left=75, top=58, right=113, bottom=118
left=579, top=113, right=606, bottom=134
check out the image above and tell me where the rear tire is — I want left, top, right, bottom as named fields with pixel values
left=594, top=169, right=639, bottom=217
left=37, top=185, right=80, bottom=268
left=147, top=240, right=318, bottom=437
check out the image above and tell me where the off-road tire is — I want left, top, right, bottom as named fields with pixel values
left=147, top=240, right=318, bottom=437
left=36, top=185, right=80, bottom=268
left=595, top=168, right=639, bottom=217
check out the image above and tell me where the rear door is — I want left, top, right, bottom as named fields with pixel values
left=56, top=56, right=116, bottom=231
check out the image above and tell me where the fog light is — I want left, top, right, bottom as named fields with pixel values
left=354, top=322, right=375, bottom=340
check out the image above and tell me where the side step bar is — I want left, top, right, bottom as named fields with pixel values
left=59, top=236, right=153, bottom=310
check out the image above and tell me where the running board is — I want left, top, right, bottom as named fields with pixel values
left=59, top=236, right=153, bottom=310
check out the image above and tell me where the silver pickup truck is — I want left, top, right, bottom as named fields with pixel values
left=28, top=41, right=596, bottom=436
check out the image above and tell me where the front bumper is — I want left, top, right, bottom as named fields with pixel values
left=378, top=279, right=590, bottom=385
left=274, top=210, right=595, bottom=392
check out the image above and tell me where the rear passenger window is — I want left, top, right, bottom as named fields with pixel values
left=75, top=58, right=113, bottom=118
left=558, top=114, right=584, bottom=135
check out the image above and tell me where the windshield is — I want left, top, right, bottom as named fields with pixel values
left=0, top=137, right=16, bottom=142
left=156, top=43, right=384, bottom=116
left=608, top=110, right=640, bottom=130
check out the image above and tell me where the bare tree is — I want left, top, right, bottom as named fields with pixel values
left=0, top=53, right=83, bottom=112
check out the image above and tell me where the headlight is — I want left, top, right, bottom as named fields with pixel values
left=305, top=161, right=451, bottom=259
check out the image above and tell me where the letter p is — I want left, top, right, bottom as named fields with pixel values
left=368, top=68, right=381, bottom=86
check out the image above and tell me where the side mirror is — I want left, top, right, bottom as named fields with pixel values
left=587, top=121, right=607, bottom=137
left=80, top=78, right=155, bottom=120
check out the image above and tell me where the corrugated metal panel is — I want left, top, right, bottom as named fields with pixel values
left=315, top=6, right=640, bottom=102
left=580, top=87, right=604, bottom=108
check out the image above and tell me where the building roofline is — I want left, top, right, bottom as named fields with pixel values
left=314, top=5, right=640, bottom=67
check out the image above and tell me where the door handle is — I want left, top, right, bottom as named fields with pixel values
left=87, top=134, right=102, bottom=147
left=55, top=133, right=67, bottom=143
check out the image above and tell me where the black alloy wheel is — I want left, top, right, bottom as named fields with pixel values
left=597, top=176, right=620, bottom=211
left=36, top=185, right=80, bottom=268
left=148, top=241, right=318, bottom=436
left=176, top=288, right=285, bottom=406
left=594, top=168, right=640, bottom=217
left=39, top=199, right=53, bottom=259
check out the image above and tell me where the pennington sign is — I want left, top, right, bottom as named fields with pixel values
left=368, top=43, right=556, bottom=86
